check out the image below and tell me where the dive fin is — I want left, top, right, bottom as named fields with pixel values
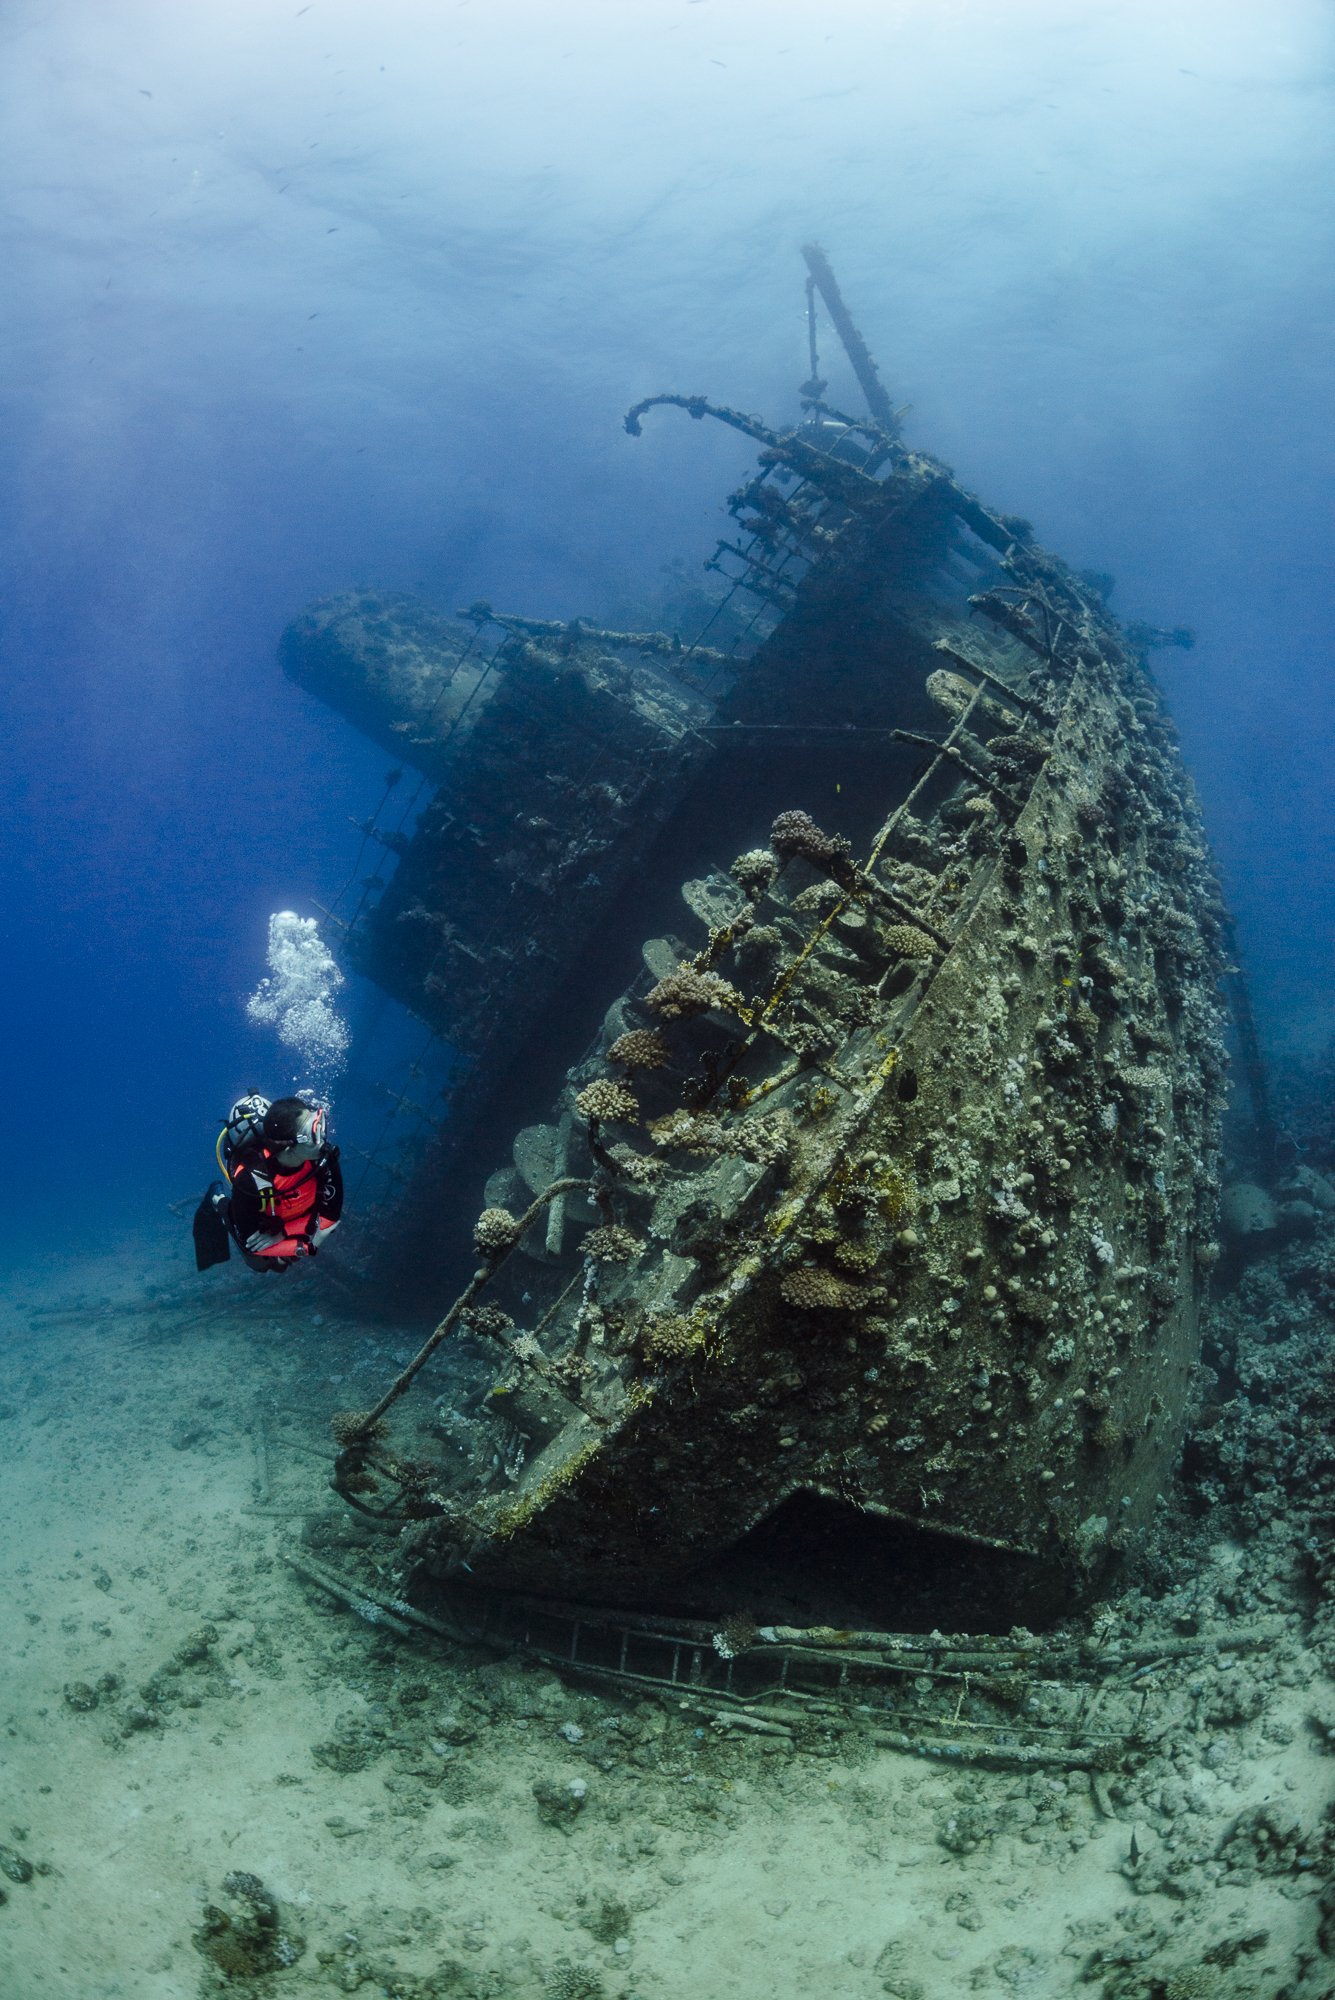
left=193, top=1188, right=232, bottom=1272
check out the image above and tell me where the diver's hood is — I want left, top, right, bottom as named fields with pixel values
left=274, top=1105, right=327, bottom=1168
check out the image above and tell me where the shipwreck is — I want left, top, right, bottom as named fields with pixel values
left=284, top=250, right=1229, bottom=1629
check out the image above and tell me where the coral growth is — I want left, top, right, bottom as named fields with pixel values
left=639, top=1310, right=713, bottom=1360
left=649, top=1109, right=728, bottom=1154
left=580, top=1224, right=642, bottom=1264
left=826, top=1151, right=917, bottom=1228
left=473, top=1206, right=521, bottom=1256
left=883, top=923, right=936, bottom=960
left=735, top=921, right=782, bottom=966
left=464, top=1302, right=514, bottom=1338
left=770, top=808, right=856, bottom=883
left=833, top=1236, right=881, bottom=1274
left=644, top=966, right=745, bottom=1019
left=575, top=1078, right=640, bottom=1123
left=712, top=1611, right=760, bottom=1659
left=1088, top=1412, right=1123, bottom=1452
left=779, top=1267, right=868, bottom=1311
left=792, top=880, right=842, bottom=917
left=988, top=730, right=1046, bottom=771
left=737, top=1110, right=793, bottom=1166
left=731, top=847, right=780, bottom=899
left=648, top=1106, right=791, bottom=1167
left=544, top=1960, right=605, bottom=2000
left=193, top=1871, right=304, bottom=1982
left=493, top=1440, right=601, bottom=1538
left=330, top=1409, right=388, bottom=1447
left=606, top=1142, right=662, bottom=1186
left=607, top=1028, right=669, bottom=1071
left=924, top=667, right=978, bottom=718
left=1162, top=1971, right=1218, bottom=2000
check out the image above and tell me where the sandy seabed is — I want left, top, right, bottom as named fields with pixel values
left=1, top=1223, right=1330, bottom=2000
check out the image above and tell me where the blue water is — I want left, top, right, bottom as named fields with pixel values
left=1, top=0, right=1331, bottom=1265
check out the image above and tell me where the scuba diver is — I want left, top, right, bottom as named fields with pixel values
left=193, top=1093, right=343, bottom=1273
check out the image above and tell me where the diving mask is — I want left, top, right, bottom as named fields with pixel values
left=276, top=1106, right=326, bottom=1168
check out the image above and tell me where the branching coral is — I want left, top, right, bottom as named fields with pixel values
left=330, top=1410, right=388, bottom=1447
left=779, top=1018, right=840, bottom=1060
left=606, top=1142, right=662, bottom=1186
left=543, top=1959, right=606, bottom=2000
left=1162, top=1969, right=1219, bottom=2000
left=769, top=808, right=856, bottom=884
left=792, top=880, right=842, bottom=917
left=607, top=1028, right=669, bottom=1071
left=883, top=924, right=936, bottom=961
left=879, top=859, right=939, bottom=904
left=988, top=730, right=1047, bottom=769
left=580, top=1224, right=643, bottom=1264
left=705, top=913, right=753, bottom=960
left=730, top=847, right=780, bottom=900
left=644, top=966, right=745, bottom=1020
left=575, top=1078, right=640, bottom=1123
left=779, top=1267, right=868, bottom=1310
left=1088, top=1412, right=1123, bottom=1451
left=464, top=1302, right=514, bottom=1339
left=1072, top=786, right=1102, bottom=832
left=826, top=1150, right=917, bottom=1227
left=639, top=1310, right=714, bottom=1360
left=648, top=1106, right=791, bottom=1168
left=649, top=1109, right=728, bottom=1154
left=735, top=1110, right=792, bottom=1166
left=735, top=922, right=782, bottom=964
left=833, top=1236, right=882, bottom=1274
left=473, top=1206, right=521, bottom=1256
left=712, top=1611, right=760, bottom=1659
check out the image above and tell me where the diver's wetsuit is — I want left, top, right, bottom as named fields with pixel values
left=225, top=1143, right=344, bottom=1272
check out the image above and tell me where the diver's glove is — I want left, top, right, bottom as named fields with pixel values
left=245, top=1229, right=288, bottom=1256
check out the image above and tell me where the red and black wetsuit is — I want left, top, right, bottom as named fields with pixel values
left=226, top=1143, right=344, bottom=1267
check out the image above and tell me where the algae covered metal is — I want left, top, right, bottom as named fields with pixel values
left=290, top=261, right=1229, bottom=1617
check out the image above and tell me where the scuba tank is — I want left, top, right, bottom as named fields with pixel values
left=195, top=1094, right=271, bottom=1272
left=216, top=1093, right=271, bottom=1177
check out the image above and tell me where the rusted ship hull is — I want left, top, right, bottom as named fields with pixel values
left=410, top=539, right=1226, bottom=1607
left=289, top=277, right=1228, bottom=1616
